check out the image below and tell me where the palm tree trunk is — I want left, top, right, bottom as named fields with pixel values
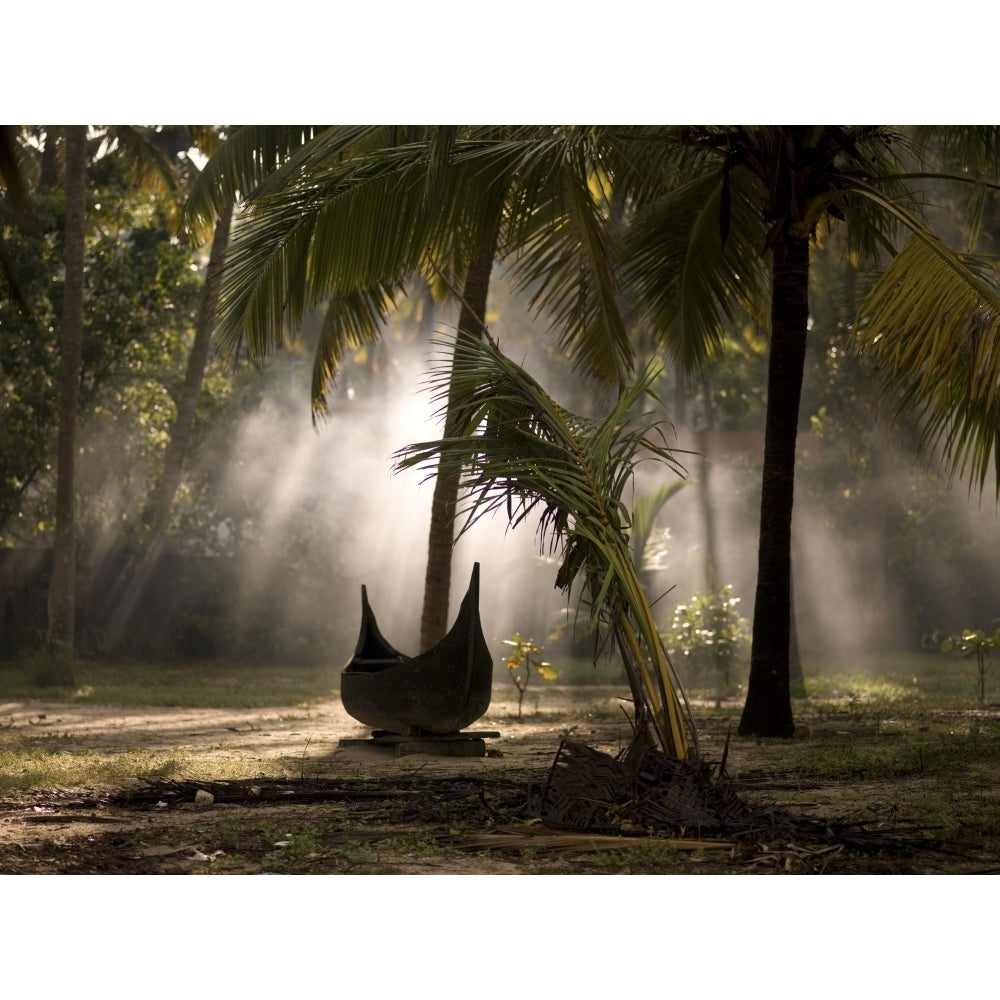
left=47, top=125, right=86, bottom=651
left=419, top=232, right=497, bottom=651
left=152, top=205, right=232, bottom=535
left=698, top=375, right=719, bottom=593
left=738, top=231, right=808, bottom=737
left=789, top=561, right=805, bottom=696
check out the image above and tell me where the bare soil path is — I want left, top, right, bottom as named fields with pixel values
left=2, top=686, right=998, bottom=874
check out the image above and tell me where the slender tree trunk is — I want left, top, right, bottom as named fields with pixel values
left=698, top=376, right=719, bottom=593
left=101, top=207, right=233, bottom=648
left=419, top=232, right=498, bottom=651
left=152, top=205, right=232, bottom=535
left=789, top=561, right=805, bottom=697
left=738, top=231, right=809, bottom=737
left=47, top=125, right=86, bottom=651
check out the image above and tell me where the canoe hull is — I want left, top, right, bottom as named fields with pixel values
left=341, top=563, right=493, bottom=735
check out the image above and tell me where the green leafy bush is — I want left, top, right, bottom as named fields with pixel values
left=662, top=585, right=750, bottom=700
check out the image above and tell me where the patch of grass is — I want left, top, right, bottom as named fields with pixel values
left=245, top=823, right=455, bottom=873
left=192, top=812, right=258, bottom=854
left=0, top=747, right=185, bottom=793
left=577, top=839, right=690, bottom=874
left=0, top=657, right=340, bottom=708
left=804, top=674, right=920, bottom=706
left=261, top=825, right=327, bottom=873
left=0, top=743, right=299, bottom=796
left=18, top=647, right=77, bottom=688
left=370, top=835, right=449, bottom=858
left=736, top=715, right=1000, bottom=782
left=802, top=652, right=986, bottom=707
left=554, top=657, right=628, bottom=685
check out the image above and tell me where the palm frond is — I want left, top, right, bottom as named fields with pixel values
left=902, top=374, right=1000, bottom=496
left=630, top=480, right=689, bottom=574
left=211, top=144, right=437, bottom=361
left=506, top=149, right=632, bottom=386
left=105, top=126, right=179, bottom=200
left=310, top=284, right=402, bottom=419
left=394, top=335, right=695, bottom=757
left=618, top=167, right=769, bottom=369
left=183, top=125, right=334, bottom=237
left=854, top=231, right=1000, bottom=492
left=211, top=127, right=634, bottom=406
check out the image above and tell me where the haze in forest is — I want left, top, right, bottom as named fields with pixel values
left=6, top=124, right=1000, bottom=679
left=122, top=303, right=1000, bottom=676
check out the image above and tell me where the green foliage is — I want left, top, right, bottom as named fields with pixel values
left=940, top=621, right=1000, bottom=704
left=0, top=143, right=204, bottom=547
left=689, top=330, right=769, bottom=431
left=662, top=585, right=750, bottom=700
left=630, top=480, right=688, bottom=585
left=500, top=632, right=557, bottom=718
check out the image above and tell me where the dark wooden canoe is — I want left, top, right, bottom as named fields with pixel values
left=340, top=563, right=493, bottom=735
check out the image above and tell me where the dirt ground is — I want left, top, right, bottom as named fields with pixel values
left=2, top=686, right=999, bottom=874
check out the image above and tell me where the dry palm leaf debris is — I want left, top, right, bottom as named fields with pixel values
left=539, top=737, right=749, bottom=835
left=537, top=736, right=961, bottom=863
left=105, top=752, right=966, bottom=870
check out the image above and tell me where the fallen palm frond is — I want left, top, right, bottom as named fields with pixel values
left=394, top=335, right=695, bottom=758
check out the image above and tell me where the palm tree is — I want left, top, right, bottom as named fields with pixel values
left=614, top=125, right=1000, bottom=736
left=187, top=126, right=631, bottom=651
left=854, top=129, right=1000, bottom=496
left=132, top=127, right=229, bottom=543
left=396, top=334, right=695, bottom=757
left=150, top=203, right=232, bottom=537
left=184, top=124, right=1000, bottom=737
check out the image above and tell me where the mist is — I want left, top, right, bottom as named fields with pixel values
left=647, top=426, right=1000, bottom=666
left=71, top=310, right=1000, bottom=675
left=178, top=346, right=577, bottom=667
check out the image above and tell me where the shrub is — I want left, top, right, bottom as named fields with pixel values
left=662, top=584, right=750, bottom=700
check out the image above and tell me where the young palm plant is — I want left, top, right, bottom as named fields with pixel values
left=395, top=335, right=696, bottom=759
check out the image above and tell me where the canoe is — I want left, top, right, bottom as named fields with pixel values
left=340, top=563, right=493, bottom=735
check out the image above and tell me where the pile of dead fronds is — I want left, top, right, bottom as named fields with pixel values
left=537, top=732, right=962, bottom=867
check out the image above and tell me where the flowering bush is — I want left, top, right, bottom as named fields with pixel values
left=663, top=585, right=750, bottom=698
